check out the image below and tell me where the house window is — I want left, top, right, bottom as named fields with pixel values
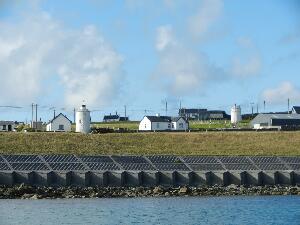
left=168, top=123, right=171, bottom=129
left=2, top=125, right=6, bottom=130
left=58, top=125, right=64, bottom=130
left=172, top=123, right=174, bottom=128
left=79, top=119, right=82, bottom=124
left=145, top=123, right=147, bottom=128
left=157, top=123, right=159, bottom=128
left=179, top=123, right=183, bottom=128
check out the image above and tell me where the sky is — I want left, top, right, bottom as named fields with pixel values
left=0, top=0, right=299, bottom=122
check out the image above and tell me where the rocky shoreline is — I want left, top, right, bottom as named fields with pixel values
left=0, top=184, right=300, bottom=199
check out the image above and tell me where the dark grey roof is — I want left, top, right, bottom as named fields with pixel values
left=171, top=117, right=188, bottom=123
left=179, top=108, right=207, bottom=113
left=145, top=116, right=171, bottom=122
left=48, top=113, right=72, bottom=124
left=145, top=116, right=187, bottom=123
left=0, top=121, right=15, bottom=126
left=292, top=106, right=300, bottom=114
left=207, top=110, right=226, bottom=114
left=103, top=115, right=120, bottom=120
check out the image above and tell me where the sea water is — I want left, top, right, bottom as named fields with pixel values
left=0, top=196, right=299, bottom=225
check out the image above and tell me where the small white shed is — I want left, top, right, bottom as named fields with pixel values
left=46, top=113, right=72, bottom=132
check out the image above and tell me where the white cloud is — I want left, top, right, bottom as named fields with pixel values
left=153, top=25, right=224, bottom=96
left=261, top=82, right=300, bottom=104
left=155, top=25, right=176, bottom=51
left=188, top=0, right=223, bottom=39
left=232, top=55, right=262, bottom=77
left=0, top=10, right=123, bottom=107
left=231, top=37, right=262, bottom=77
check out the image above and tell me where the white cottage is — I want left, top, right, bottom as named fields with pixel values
left=139, top=115, right=188, bottom=131
left=46, top=113, right=72, bottom=132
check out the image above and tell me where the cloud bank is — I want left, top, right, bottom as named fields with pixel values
left=188, top=0, right=223, bottom=40
left=231, top=37, right=262, bottom=78
left=0, top=9, right=123, bottom=108
left=154, top=25, right=224, bottom=96
left=261, top=82, right=300, bottom=105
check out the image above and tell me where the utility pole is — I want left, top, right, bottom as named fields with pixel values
left=31, top=103, right=34, bottom=128
left=179, top=100, right=182, bottom=116
left=124, top=105, right=127, bottom=118
left=165, top=100, right=168, bottom=116
left=250, top=102, right=254, bottom=118
left=288, top=98, right=290, bottom=114
left=263, top=100, right=266, bottom=113
left=256, top=104, right=258, bottom=114
left=73, top=108, right=76, bottom=123
left=35, top=104, right=38, bottom=132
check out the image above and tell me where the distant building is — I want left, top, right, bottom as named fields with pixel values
left=139, top=115, right=188, bottom=131
left=103, top=113, right=129, bottom=122
left=179, top=108, right=229, bottom=120
left=0, top=121, right=16, bottom=132
left=292, top=106, right=300, bottom=114
left=250, top=113, right=300, bottom=129
left=31, top=121, right=44, bottom=131
left=46, top=113, right=72, bottom=132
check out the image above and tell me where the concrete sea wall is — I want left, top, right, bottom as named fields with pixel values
left=0, top=155, right=299, bottom=187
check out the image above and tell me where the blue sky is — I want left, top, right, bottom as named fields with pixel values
left=0, top=0, right=299, bottom=122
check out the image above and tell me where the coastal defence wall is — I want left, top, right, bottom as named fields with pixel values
left=0, top=155, right=299, bottom=187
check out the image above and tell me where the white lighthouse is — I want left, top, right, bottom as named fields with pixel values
left=75, top=104, right=91, bottom=134
left=231, top=104, right=242, bottom=124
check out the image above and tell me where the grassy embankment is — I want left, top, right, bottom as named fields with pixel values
left=0, top=132, right=299, bottom=156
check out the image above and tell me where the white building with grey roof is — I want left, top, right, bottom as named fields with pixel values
left=0, top=121, right=16, bottom=132
left=46, top=113, right=72, bottom=132
left=139, top=115, right=188, bottom=131
left=250, top=113, right=300, bottom=129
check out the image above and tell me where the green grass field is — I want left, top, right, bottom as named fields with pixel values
left=90, top=120, right=250, bottom=130
left=0, top=131, right=299, bottom=156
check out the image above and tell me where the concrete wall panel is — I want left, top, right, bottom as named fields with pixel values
left=0, top=172, right=13, bottom=186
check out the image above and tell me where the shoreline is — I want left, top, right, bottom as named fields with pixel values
left=1, top=184, right=299, bottom=199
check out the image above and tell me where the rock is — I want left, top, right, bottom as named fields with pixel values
left=153, top=186, right=163, bottom=194
left=22, top=193, right=34, bottom=199
left=178, top=187, right=189, bottom=194
left=30, top=194, right=39, bottom=200
left=164, top=192, right=170, bottom=197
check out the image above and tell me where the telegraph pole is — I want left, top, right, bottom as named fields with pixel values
left=250, top=102, right=254, bottom=118
left=73, top=108, right=76, bottom=123
left=31, top=103, right=34, bottom=128
left=288, top=98, right=290, bottom=114
left=179, top=100, right=182, bottom=116
left=124, top=105, right=127, bottom=118
left=263, top=100, right=266, bottom=113
left=165, top=100, right=168, bottom=116
left=35, top=104, right=38, bottom=131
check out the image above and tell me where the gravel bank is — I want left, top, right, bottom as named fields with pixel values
left=0, top=184, right=300, bottom=199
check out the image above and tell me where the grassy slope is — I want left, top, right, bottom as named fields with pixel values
left=0, top=132, right=299, bottom=156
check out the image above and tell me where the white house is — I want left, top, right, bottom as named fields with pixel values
left=46, top=113, right=72, bottom=132
left=0, top=121, right=16, bottom=132
left=139, top=115, right=188, bottom=131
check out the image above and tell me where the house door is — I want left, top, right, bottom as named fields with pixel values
left=8, top=125, right=12, bottom=131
